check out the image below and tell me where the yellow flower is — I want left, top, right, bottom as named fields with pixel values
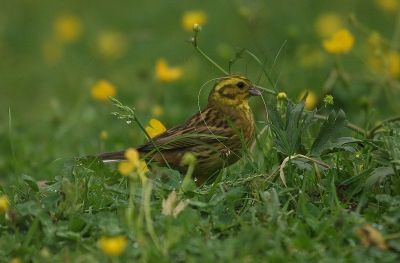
left=10, top=258, right=22, bottom=263
left=368, top=32, right=382, bottom=50
left=155, top=59, right=182, bottom=82
left=54, top=14, right=82, bottom=43
left=182, top=11, right=208, bottom=31
left=97, top=31, right=128, bottom=60
left=145, top=119, right=167, bottom=138
left=315, top=13, right=344, bottom=38
left=118, top=148, right=148, bottom=182
left=98, top=236, right=127, bottom=257
left=375, top=0, right=399, bottom=11
left=323, top=29, right=355, bottom=54
left=91, top=80, right=117, bottom=101
left=388, top=51, right=400, bottom=78
left=100, top=130, right=108, bottom=140
left=298, top=91, right=318, bottom=110
left=151, top=105, right=164, bottom=117
left=368, top=50, right=400, bottom=78
left=0, top=195, right=9, bottom=213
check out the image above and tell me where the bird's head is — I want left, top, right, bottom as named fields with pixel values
left=208, top=75, right=262, bottom=108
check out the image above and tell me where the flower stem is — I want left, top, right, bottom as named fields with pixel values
left=194, top=45, right=228, bottom=75
left=191, top=31, right=228, bottom=75
left=142, top=180, right=162, bottom=253
left=108, top=96, right=171, bottom=169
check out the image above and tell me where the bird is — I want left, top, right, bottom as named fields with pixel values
left=88, top=75, right=261, bottom=186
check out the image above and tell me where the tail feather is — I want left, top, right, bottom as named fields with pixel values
left=86, top=151, right=127, bottom=163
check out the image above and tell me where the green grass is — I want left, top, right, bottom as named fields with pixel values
left=2, top=0, right=400, bottom=262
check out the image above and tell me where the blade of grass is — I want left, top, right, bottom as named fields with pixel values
left=9, top=108, right=19, bottom=187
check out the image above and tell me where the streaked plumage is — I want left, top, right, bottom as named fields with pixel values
left=90, top=75, right=261, bottom=186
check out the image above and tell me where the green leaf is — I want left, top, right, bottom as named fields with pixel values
left=314, top=137, right=361, bottom=156
left=22, top=174, right=39, bottom=192
left=364, top=166, right=394, bottom=190
left=309, top=110, right=349, bottom=156
left=291, top=159, right=312, bottom=171
left=69, top=216, right=87, bottom=232
left=371, top=148, right=392, bottom=166
left=267, top=100, right=317, bottom=156
left=40, top=193, right=62, bottom=212
left=17, top=200, right=40, bottom=216
left=341, top=167, right=373, bottom=186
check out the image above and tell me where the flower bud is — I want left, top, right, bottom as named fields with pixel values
left=192, top=23, right=202, bottom=32
left=181, top=153, right=196, bottom=165
left=323, top=95, right=334, bottom=106
left=277, top=92, right=287, bottom=101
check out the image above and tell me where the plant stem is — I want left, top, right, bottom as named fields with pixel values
left=194, top=45, right=228, bottom=75
left=142, top=179, right=162, bottom=253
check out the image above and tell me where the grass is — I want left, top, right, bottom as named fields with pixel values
left=2, top=0, right=400, bottom=262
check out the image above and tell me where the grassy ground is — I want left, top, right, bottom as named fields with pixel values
left=1, top=0, right=400, bottom=262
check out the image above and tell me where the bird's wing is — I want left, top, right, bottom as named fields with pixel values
left=136, top=107, right=235, bottom=152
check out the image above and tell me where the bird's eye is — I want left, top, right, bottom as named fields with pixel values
left=236, top=82, right=245, bottom=88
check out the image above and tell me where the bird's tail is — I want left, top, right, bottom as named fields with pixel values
left=84, top=151, right=128, bottom=163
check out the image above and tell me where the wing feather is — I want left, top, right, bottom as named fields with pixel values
left=136, top=107, right=235, bottom=152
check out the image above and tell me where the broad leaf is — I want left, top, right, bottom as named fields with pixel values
left=310, top=110, right=349, bottom=156
left=22, top=174, right=39, bottom=192
left=267, top=100, right=316, bottom=156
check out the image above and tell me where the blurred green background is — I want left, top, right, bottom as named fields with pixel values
left=1, top=0, right=400, bottom=183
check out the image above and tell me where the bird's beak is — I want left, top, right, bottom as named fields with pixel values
left=249, top=86, right=262, bottom=96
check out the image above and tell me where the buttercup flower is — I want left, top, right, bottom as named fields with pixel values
left=299, top=90, right=318, bottom=110
left=0, top=195, right=9, bottom=213
left=323, top=29, right=355, bottom=54
left=145, top=119, right=166, bottom=138
left=375, top=0, right=399, bottom=11
left=100, top=130, right=109, bottom=140
left=54, top=14, right=82, bottom=43
left=98, top=236, right=127, bottom=257
left=182, top=11, right=208, bottom=31
left=10, top=258, right=22, bottom=263
left=151, top=105, right=164, bottom=117
left=388, top=51, right=400, bottom=78
left=91, top=80, right=117, bottom=101
left=156, top=59, right=182, bottom=82
left=118, top=148, right=148, bottom=182
left=97, top=31, right=128, bottom=60
left=315, top=13, right=343, bottom=38
left=368, top=49, right=400, bottom=78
